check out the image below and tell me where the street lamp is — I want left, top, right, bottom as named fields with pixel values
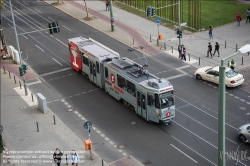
left=218, top=44, right=250, bottom=166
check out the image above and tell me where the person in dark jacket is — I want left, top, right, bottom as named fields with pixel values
left=213, top=42, right=220, bottom=57
left=207, top=42, right=212, bottom=58
left=246, top=8, right=250, bottom=23
left=53, top=148, right=63, bottom=166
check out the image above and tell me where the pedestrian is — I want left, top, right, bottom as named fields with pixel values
left=213, top=42, right=220, bottom=57
left=207, top=42, right=212, bottom=58
left=236, top=12, right=242, bottom=26
left=246, top=8, right=250, bottom=23
left=208, top=25, right=213, bottom=38
left=180, top=46, right=186, bottom=61
left=105, top=0, right=110, bottom=11
left=70, top=150, right=80, bottom=166
left=230, top=59, right=236, bottom=70
left=53, top=148, right=63, bottom=166
left=178, top=44, right=182, bottom=59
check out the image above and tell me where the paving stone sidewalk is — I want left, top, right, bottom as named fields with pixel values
left=1, top=69, right=107, bottom=166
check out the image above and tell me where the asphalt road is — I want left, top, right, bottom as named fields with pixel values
left=2, top=1, right=250, bottom=166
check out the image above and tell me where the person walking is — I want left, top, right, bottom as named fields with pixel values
left=71, top=150, right=80, bottom=166
left=53, top=148, right=63, bottom=166
left=105, top=0, right=110, bottom=11
left=230, top=59, right=236, bottom=70
left=207, top=42, right=212, bottom=58
left=208, top=25, right=213, bottom=38
left=246, top=8, right=250, bottom=23
left=213, top=42, right=220, bottom=57
left=178, top=44, right=182, bottom=59
left=180, top=46, right=186, bottom=61
left=236, top=12, right=242, bottom=26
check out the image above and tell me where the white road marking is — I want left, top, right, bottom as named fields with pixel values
left=22, top=35, right=28, bottom=39
left=40, top=67, right=72, bottom=77
left=48, top=17, right=54, bottom=21
left=178, top=65, right=190, bottom=70
left=240, top=99, right=245, bottom=102
left=165, top=73, right=187, bottom=80
left=81, top=117, right=85, bottom=120
left=234, top=96, right=239, bottom=99
left=96, top=130, right=101, bottom=134
left=92, top=127, right=96, bottom=130
left=63, top=25, right=71, bottom=31
left=68, top=96, right=72, bottom=98
left=229, top=93, right=234, bottom=96
left=35, top=45, right=44, bottom=52
left=109, top=141, right=114, bottom=145
left=100, top=134, right=105, bottom=137
left=170, top=144, right=198, bottom=163
left=122, top=152, right=127, bottom=156
left=55, top=38, right=68, bottom=47
left=74, top=111, right=78, bottom=114
left=67, top=105, right=71, bottom=108
left=105, top=137, right=110, bottom=141
left=246, top=102, right=250, bottom=105
left=34, top=9, right=41, bottom=13
left=52, top=58, right=63, bottom=66
left=75, top=94, right=80, bottom=96
left=53, top=99, right=59, bottom=102
left=26, top=78, right=42, bottom=85
left=23, top=1, right=29, bottom=5
left=54, top=77, right=60, bottom=79
left=78, top=114, right=82, bottom=117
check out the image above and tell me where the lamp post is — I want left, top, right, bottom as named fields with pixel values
left=109, top=0, right=114, bottom=32
left=9, top=0, right=28, bottom=95
left=218, top=44, right=250, bottom=166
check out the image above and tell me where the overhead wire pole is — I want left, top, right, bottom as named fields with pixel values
left=109, top=0, right=114, bottom=32
left=9, top=0, right=28, bottom=96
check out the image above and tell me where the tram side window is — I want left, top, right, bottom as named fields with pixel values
left=117, top=74, right=126, bottom=89
left=155, top=94, right=160, bottom=108
left=82, top=53, right=89, bottom=66
left=142, top=94, right=146, bottom=110
left=126, top=80, right=135, bottom=97
left=96, top=61, right=100, bottom=74
left=105, top=67, right=108, bottom=78
left=137, top=91, right=141, bottom=107
left=147, top=92, right=154, bottom=106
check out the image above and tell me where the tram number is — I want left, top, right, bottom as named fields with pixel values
left=110, top=74, right=116, bottom=83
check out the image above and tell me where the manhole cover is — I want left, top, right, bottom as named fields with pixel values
left=118, top=145, right=125, bottom=149
left=68, top=108, right=74, bottom=112
left=238, top=106, right=246, bottom=110
left=131, top=122, right=136, bottom=125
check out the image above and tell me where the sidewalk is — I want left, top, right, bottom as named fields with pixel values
left=45, top=0, right=250, bottom=70
left=0, top=64, right=106, bottom=166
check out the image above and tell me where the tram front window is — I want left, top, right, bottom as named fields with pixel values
left=160, top=95, right=174, bottom=109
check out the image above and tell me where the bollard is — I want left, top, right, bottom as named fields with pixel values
left=31, top=93, right=34, bottom=102
left=171, top=46, right=173, bottom=53
left=164, top=42, right=166, bottom=50
left=3, top=66, right=6, bottom=73
left=36, top=122, right=39, bottom=132
left=102, top=159, right=104, bottom=166
left=150, top=35, right=152, bottom=42
left=236, top=44, right=238, bottom=52
left=242, top=57, right=243, bottom=65
left=53, top=115, right=56, bottom=125
left=199, top=58, right=200, bottom=65
left=188, top=53, right=190, bottom=61
left=14, top=75, right=16, bottom=84
left=157, top=39, right=159, bottom=46
left=8, top=71, right=11, bottom=78
left=133, top=38, right=134, bottom=45
left=65, top=154, right=68, bottom=165
left=225, top=41, right=226, bottom=48
left=19, top=81, right=22, bottom=89
left=228, top=61, right=229, bottom=67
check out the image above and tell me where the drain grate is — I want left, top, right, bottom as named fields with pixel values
left=143, top=160, right=152, bottom=165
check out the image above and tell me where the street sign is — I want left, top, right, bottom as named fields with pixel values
left=156, top=17, right=161, bottom=24
left=157, top=23, right=160, bottom=26
left=84, top=121, right=92, bottom=130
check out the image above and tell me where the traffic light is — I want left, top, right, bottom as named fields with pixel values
left=179, top=30, right=183, bottom=38
left=146, top=6, right=152, bottom=18
left=52, top=22, right=60, bottom=33
left=175, top=28, right=180, bottom=35
left=48, top=23, right=53, bottom=34
left=19, top=66, right=25, bottom=76
left=151, top=7, right=156, bottom=17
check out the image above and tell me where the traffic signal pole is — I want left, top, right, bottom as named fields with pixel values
left=178, top=0, right=181, bottom=45
left=9, top=0, right=28, bottom=96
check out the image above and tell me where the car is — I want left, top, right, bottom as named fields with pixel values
left=238, top=123, right=250, bottom=143
left=194, top=66, right=244, bottom=87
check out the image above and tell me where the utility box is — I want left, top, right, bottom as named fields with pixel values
left=84, top=140, right=92, bottom=150
left=159, top=33, right=163, bottom=40
left=37, top=93, right=47, bottom=114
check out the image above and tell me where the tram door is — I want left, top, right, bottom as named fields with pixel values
left=89, top=61, right=97, bottom=85
left=137, top=91, right=147, bottom=119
